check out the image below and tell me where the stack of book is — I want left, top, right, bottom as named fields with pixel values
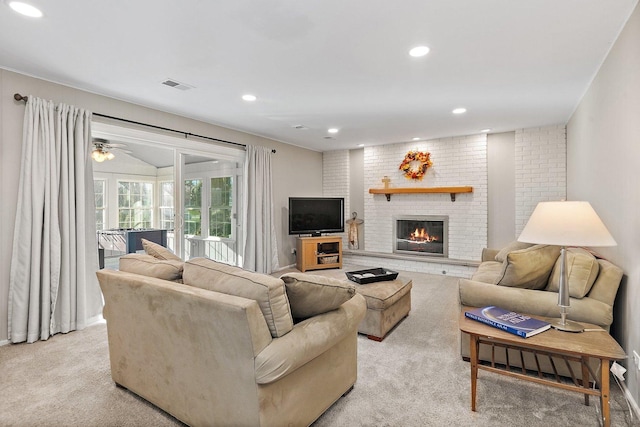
left=464, top=306, right=551, bottom=338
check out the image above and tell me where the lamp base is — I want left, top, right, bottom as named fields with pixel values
left=549, top=318, right=584, bottom=333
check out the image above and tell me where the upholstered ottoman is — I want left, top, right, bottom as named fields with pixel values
left=354, top=277, right=412, bottom=341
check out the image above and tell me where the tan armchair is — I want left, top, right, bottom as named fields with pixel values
left=97, top=257, right=366, bottom=427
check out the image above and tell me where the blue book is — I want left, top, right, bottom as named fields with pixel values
left=464, top=306, right=551, bottom=338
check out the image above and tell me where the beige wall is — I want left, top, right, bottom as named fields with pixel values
left=567, top=2, right=640, bottom=405
left=0, top=69, right=322, bottom=343
left=487, top=132, right=516, bottom=248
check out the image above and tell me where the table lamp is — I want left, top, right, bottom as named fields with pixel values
left=518, top=201, right=616, bottom=332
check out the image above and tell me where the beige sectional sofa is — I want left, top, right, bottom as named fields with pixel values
left=97, top=243, right=366, bottom=427
left=458, top=242, right=623, bottom=377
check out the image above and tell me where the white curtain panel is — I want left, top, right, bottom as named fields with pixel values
left=242, top=145, right=279, bottom=274
left=8, top=96, right=103, bottom=343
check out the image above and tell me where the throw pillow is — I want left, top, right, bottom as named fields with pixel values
left=495, top=244, right=561, bottom=289
left=280, top=272, right=356, bottom=319
left=141, top=238, right=181, bottom=261
left=183, top=258, right=293, bottom=338
left=547, top=248, right=600, bottom=298
left=119, top=253, right=184, bottom=281
left=495, top=241, right=534, bottom=263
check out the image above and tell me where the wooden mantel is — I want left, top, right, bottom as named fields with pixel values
left=369, top=186, right=473, bottom=202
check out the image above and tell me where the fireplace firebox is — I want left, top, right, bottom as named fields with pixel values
left=393, top=215, right=448, bottom=257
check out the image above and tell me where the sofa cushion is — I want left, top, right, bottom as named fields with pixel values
left=141, top=238, right=182, bottom=261
left=546, top=248, right=600, bottom=298
left=495, top=241, right=534, bottom=262
left=280, top=273, right=356, bottom=319
left=471, top=261, right=503, bottom=283
left=183, top=258, right=293, bottom=338
left=119, top=253, right=184, bottom=281
left=495, top=244, right=561, bottom=289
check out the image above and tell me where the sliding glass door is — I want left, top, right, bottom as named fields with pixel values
left=92, top=122, right=245, bottom=266
left=180, top=155, right=241, bottom=264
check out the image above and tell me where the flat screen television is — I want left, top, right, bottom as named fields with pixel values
left=288, top=197, right=344, bottom=236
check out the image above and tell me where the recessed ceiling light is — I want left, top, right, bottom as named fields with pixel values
left=412, top=137, right=421, bottom=141
left=328, top=128, right=339, bottom=134
left=480, top=128, right=491, bottom=133
left=242, top=94, right=257, bottom=102
left=409, top=46, right=430, bottom=57
left=358, top=144, right=365, bottom=147
left=452, top=108, right=467, bottom=114
left=8, top=1, right=43, bottom=17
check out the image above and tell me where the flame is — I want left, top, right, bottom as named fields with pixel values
left=409, top=228, right=438, bottom=242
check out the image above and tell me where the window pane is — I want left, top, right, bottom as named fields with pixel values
left=161, top=182, right=174, bottom=206
left=184, top=179, right=202, bottom=208
left=94, top=179, right=106, bottom=231
left=131, top=182, right=141, bottom=195
left=184, top=179, right=202, bottom=235
left=209, top=177, right=232, bottom=238
left=184, top=208, right=201, bottom=235
left=118, top=181, right=154, bottom=229
left=159, top=181, right=175, bottom=230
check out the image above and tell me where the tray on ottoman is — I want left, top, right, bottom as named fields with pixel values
left=345, top=268, right=399, bottom=284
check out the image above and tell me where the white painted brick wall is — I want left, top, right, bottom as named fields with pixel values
left=321, top=126, right=567, bottom=272
left=323, top=150, right=350, bottom=243
left=515, top=125, right=566, bottom=235
left=363, top=135, right=488, bottom=261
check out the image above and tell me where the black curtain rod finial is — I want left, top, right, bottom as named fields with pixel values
left=14, top=93, right=28, bottom=102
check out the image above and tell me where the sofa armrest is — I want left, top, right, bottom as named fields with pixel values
left=254, top=293, right=366, bottom=385
left=458, top=278, right=614, bottom=328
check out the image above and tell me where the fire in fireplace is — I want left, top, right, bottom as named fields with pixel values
left=394, top=215, right=448, bottom=257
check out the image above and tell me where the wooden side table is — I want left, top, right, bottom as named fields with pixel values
left=459, top=311, right=626, bottom=427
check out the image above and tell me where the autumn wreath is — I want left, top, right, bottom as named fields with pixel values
left=399, top=150, right=433, bottom=180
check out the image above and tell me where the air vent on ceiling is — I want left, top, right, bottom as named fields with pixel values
left=161, top=78, right=194, bottom=91
left=292, top=125, right=308, bottom=130
left=323, top=136, right=334, bottom=140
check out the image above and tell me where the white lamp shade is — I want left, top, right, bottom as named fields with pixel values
left=518, top=201, right=616, bottom=247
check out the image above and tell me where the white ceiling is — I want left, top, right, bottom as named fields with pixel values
left=1, top=0, right=637, bottom=152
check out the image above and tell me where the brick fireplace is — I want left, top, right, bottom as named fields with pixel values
left=322, top=125, right=566, bottom=277
left=394, top=215, right=448, bottom=257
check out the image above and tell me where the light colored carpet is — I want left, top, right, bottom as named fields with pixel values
left=0, top=265, right=636, bottom=426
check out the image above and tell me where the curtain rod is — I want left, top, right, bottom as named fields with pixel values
left=13, top=93, right=276, bottom=153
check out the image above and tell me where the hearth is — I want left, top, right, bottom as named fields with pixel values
left=394, top=215, right=448, bottom=257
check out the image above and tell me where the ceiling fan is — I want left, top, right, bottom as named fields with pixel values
left=91, top=138, right=130, bottom=162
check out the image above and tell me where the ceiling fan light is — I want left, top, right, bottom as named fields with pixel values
left=105, top=152, right=115, bottom=160
left=92, top=149, right=105, bottom=162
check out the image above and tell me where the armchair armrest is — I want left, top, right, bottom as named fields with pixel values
left=254, top=293, right=366, bottom=385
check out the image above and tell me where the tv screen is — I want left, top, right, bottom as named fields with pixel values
left=289, top=197, right=345, bottom=235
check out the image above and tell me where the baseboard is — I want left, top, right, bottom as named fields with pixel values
left=0, top=317, right=104, bottom=347
left=273, top=263, right=296, bottom=273
left=618, top=377, right=640, bottom=420
left=86, top=314, right=106, bottom=326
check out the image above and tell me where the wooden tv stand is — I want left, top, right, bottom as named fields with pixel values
left=296, top=236, right=343, bottom=272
